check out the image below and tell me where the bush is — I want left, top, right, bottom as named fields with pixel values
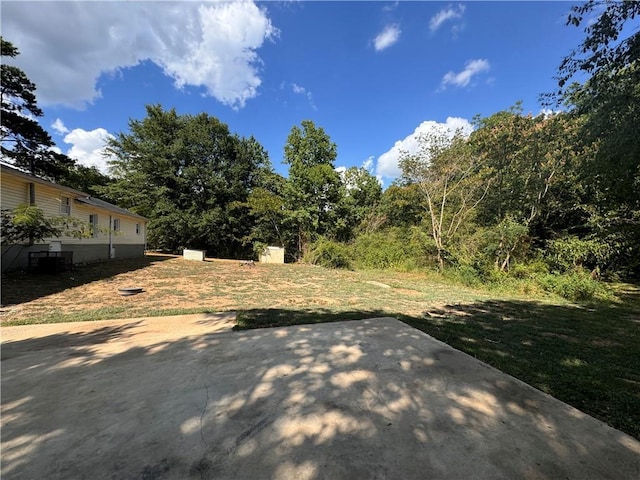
left=441, top=264, right=482, bottom=287
left=536, top=271, right=613, bottom=301
left=509, top=259, right=550, bottom=279
left=352, top=228, right=426, bottom=270
left=546, top=236, right=612, bottom=273
left=306, top=237, right=352, bottom=269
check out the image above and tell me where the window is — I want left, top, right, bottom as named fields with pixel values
left=89, top=214, right=98, bottom=237
left=113, top=218, right=120, bottom=232
left=135, top=223, right=140, bottom=235
left=60, top=196, right=71, bottom=215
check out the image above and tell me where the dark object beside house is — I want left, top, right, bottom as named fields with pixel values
left=28, top=251, right=73, bottom=274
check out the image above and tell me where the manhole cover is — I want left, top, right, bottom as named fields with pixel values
left=118, top=287, right=144, bottom=296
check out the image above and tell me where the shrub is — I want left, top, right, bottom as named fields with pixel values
left=306, top=237, right=352, bottom=269
left=447, top=264, right=483, bottom=287
left=352, top=228, right=426, bottom=270
left=509, top=259, right=550, bottom=279
left=546, top=236, right=612, bottom=273
left=536, top=271, right=613, bottom=301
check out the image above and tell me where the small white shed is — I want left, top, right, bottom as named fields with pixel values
left=260, top=246, right=285, bottom=264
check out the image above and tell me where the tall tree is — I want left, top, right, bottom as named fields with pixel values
left=0, top=37, right=75, bottom=179
left=470, top=108, right=591, bottom=237
left=555, top=1, right=640, bottom=204
left=400, top=130, right=490, bottom=271
left=550, top=1, right=640, bottom=277
left=282, top=120, right=342, bottom=259
left=334, top=166, right=382, bottom=241
left=102, top=105, right=273, bottom=257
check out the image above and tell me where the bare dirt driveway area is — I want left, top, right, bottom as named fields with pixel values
left=2, top=314, right=639, bottom=480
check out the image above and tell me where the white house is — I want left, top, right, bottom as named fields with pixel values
left=1, top=163, right=147, bottom=272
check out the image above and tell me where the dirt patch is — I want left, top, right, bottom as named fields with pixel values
left=365, top=281, right=391, bottom=289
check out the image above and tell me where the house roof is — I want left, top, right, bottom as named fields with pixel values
left=74, top=196, right=146, bottom=220
left=1, top=162, right=146, bottom=221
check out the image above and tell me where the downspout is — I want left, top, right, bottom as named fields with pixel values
left=109, top=215, right=113, bottom=259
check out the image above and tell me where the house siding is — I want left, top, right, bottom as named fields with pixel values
left=1, top=175, right=30, bottom=210
left=1, top=166, right=147, bottom=272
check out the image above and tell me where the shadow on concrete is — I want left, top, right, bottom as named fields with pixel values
left=0, top=254, right=173, bottom=306
left=2, top=314, right=638, bottom=479
left=234, top=308, right=389, bottom=330
left=0, top=322, right=144, bottom=362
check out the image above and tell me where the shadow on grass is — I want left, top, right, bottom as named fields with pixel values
left=0, top=254, right=173, bottom=306
left=396, top=298, right=640, bottom=439
left=2, top=312, right=638, bottom=480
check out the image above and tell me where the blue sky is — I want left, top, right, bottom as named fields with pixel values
left=3, top=1, right=589, bottom=185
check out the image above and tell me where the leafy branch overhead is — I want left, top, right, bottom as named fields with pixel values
left=1, top=205, right=100, bottom=246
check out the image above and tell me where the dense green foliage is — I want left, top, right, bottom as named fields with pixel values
left=101, top=105, right=273, bottom=258
left=299, top=1, right=640, bottom=297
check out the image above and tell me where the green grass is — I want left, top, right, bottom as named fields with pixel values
left=2, top=307, right=219, bottom=326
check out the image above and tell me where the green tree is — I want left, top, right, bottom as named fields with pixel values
left=375, top=183, right=424, bottom=230
left=1, top=205, right=61, bottom=246
left=0, top=37, right=75, bottom=180
left=400, top=130, right=490, bottom=271
left=471, top=108, right=590, bottom=237
left=548, top=2, right=640, bottom=277
left=243, top=172, right=287, bottom=250
left=282, top=120, right=342, bottom=259
left=102, top=105, right=273, bottom=257
left=558, top=1, right=640, bottom=208
left=334, top=166, right=382, bottom=241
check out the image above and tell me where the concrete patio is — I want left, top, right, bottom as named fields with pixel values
left=1, top=315, right=638, bottom=479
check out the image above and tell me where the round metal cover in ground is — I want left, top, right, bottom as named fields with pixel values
left=118, top=287, right=144, bottom=296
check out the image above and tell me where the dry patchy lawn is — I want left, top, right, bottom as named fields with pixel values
left=1, top=254, right=489, bottom=325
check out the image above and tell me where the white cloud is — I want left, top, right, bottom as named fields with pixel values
left=538, top=108, right=562, bottom=118
left=290, top=82, right=316, bottom=110
left=374, top=24, right=401, bottom=51
left=440, top=59, right=490, bottom=89
left=383, top=2, right=399, bottom=13
left=51, top=118, right=69, bottom=135
left=362, top=156, right=374, bottom=172
left=429, top=4, right=465, bottom=32
left=291, top=83, right=305, bottom=95
left=376, top=117, right=473, bottom=181
left=2, top=1, right=278, bottom=109
left=62, top=127, right=115, bottom=174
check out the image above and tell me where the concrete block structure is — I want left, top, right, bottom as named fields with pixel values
left=259, top=246, right=285, bottom=264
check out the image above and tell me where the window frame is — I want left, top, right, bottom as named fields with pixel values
left=89, top=214, right=98, bottom=238
left=60, top=196, right=71, bottom=215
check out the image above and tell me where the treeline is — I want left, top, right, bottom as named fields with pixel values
left=2, top=2, right=638, bottom=296
left=303, top=104, right=639, bottom=298
left=98, top=99, right=638, bottom=287
left=99, top=111, right=382, bottom=261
